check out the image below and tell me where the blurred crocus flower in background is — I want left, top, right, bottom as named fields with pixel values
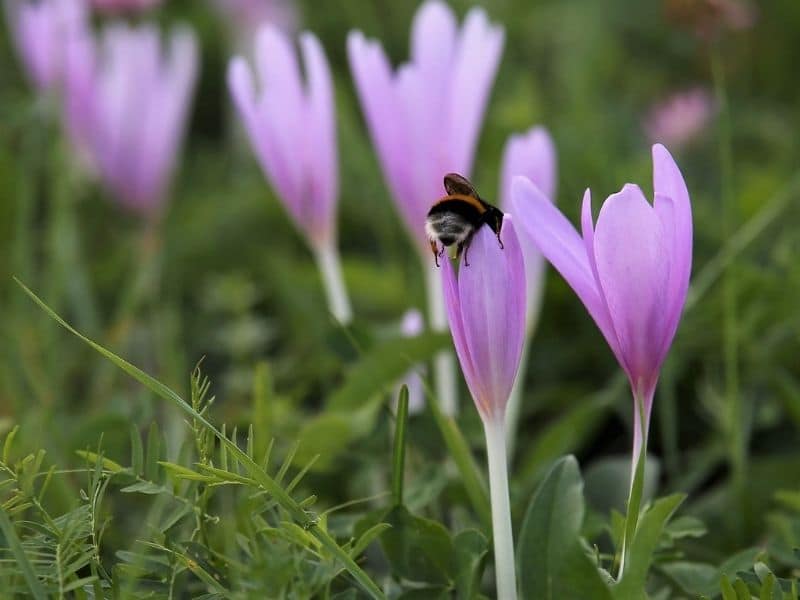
left=395, top=309, right=426, bottom=414
left=211, top=0, right=296, bottom=50
left=4, top=0, right=87, bottom=93
left=644, top=87, right=715, bottom=149
left=228, top=26, right=352, bottom=324
left=64, top=24, right=199, bottom=217
left=498, top=126, right=557, bottom=453
left=441, top=219, right=525, bottom=600
left=348, top=0, right=504, bottom=413
left=512, top=143, right=692, bottom=501
left=91, top=0, right=162, bottom=13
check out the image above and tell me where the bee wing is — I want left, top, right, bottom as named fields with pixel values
left=443, top=173, right=478, bottom=197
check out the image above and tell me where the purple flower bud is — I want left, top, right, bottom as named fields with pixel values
left=512, top=144, right=692, bottom=464
left=441, top=218, right=526, bottom=422
left=64, top=23, right=198, bottom=215
left=348, top=0, right=504, bottom=254
left=228, top=26, right=338, bottom=250
left=4, top=0, right=87, bottom=92
left=644, top=87, right=715, bottom=149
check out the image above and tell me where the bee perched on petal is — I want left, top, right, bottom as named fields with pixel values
left=426, top=173, right=505, bottom=267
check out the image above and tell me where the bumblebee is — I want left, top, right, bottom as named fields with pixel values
left=425, top=173, right=504, bottom=267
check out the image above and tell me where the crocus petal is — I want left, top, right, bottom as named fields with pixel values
left=592, top=184, right=670, bottom=393
left=511, top=177, right=616, bottom=347
left=448, top=6, right=504, bottom=175
left=500, top=126, right=558, bottom=331
left=652, top=143, right=693, bottom=357
left=441, top=254, right=482, bottom=409
left=301, top=31, right=337, bottom=244
left=455, top=220, right=526, bottom=420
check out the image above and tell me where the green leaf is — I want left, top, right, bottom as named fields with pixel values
left=0, top=505, right=47, bottom=600
left=293, top=408, right=378, bottom=470
left=613, top=494, right=686, bottom=599
left=453, top=529, right=488, bottom=600
left=350, top=523, right=392, bottom=559
left=130, top=425, right=143, bottom=476
left=379, top=505, right=455, bottom=585
left=328, top=332, right=449, bottom=411
left=145, top=422, right=161, bottom=482
left=392, top=386, right=410, bottom=506
left=720, top=575, right=737, bottom=600
left=75, top=450, right=127, bottom=474
left=517, top=456, right=612, bottom=600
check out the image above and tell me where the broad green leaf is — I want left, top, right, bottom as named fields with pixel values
left=518, top=456, right=612, bottom=600
left=453, top=529, right=488, bottom=600
left=379, top=505, right=455, bottom=585
left=328, top=332, right=449, bottom=411
left=613, top=494, right=686, bottom=599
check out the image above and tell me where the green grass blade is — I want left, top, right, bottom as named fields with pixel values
left=0, top=505, right=48, bottom=600
left=392, top=386, right=409, bottom=506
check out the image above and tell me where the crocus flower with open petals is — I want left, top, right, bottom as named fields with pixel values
left=512, top=144, right=692, bottom=470
left=441, top=218, right=525, bottom=599
left=644, top=87, right=715, bottom=149
left=64, top=24, right=198, bottom=216
left=228, top=26, right=352, bottom=323
left=4, top=0, right=87, bottom=92
left=91, top=0, right=162, bottom=13
left=499, top=126, right=557, bottom=453
left=348, top=0, right=504, bottom=255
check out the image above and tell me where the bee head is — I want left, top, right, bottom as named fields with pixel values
left=486, top=206, right=505, bottom=235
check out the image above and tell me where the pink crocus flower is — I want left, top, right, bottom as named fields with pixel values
left=64, top=23, right=199, bottom=216
left=4, top=0, right=87, bottom=92
left=211, top=0, right=297, bottom=50
left=228, top=26, right=352, bottom=323
left=511, top=144, right=692, bottom=471
left=91, top=0, right=162, bottom=13
left=441, top=218, right=525, bottom=599
left=348, top=0, right=504, bottom=255
left=644, top=87, right=715, bottom=149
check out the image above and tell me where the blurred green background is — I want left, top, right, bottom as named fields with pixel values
left=1, top=0, right=800, bottom=595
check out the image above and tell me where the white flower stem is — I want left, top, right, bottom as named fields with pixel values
left=504, top=337, right=531, bottom=458
left=484, top=417, right=518, bottom=600
left=424, top=263, right=457, bottom=415
left=314, top=243, right=353, bottom=325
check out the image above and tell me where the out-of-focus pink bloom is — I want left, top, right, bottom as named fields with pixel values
left=512, top=144, right=692, bottom=467
left=228, top=26, right=337, bottom=249
left=4, top=0, right=87, bottom=92
left=396, top=309, right=426, bottom=414
left=500, top=126, right=557, bottom=330
left=348, top=0, right=504, bottom=254
left=212, top=0, right=296, bottom=48
left=64, top=24, right=198, bottom=215
left=441, top=219, right=526, bottom=423
left=91, top=0, right=162, bottom=14
left=644, top=87, right=715, bottom=149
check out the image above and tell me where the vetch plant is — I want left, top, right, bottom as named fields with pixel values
left=348, top=0, right=504, bottom=414
left=64, top=23, right=199, bottom=217
left=512, top=143, right=692, bottom=577
left=228, top=25, right=352, bottom=324
left=440, top=218, right=526, bottom=599
left=498, top=126, right=557, bottom=456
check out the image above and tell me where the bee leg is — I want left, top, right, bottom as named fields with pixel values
left=461, top=242, right=470, bottom=267
left=496, top=231, right=504, bottom=250
left=430, top=240, right=440, bottom=268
